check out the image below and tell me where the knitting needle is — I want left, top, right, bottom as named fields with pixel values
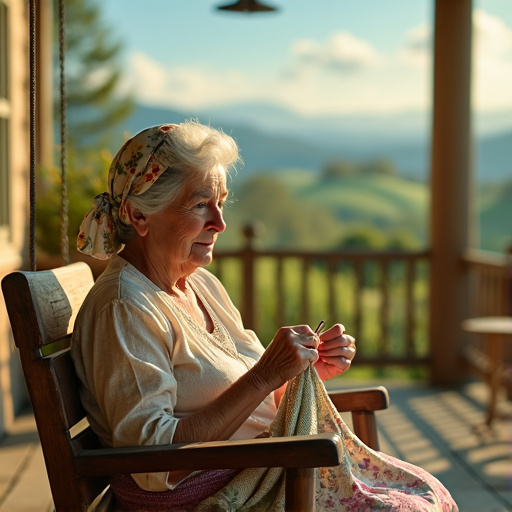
left=314, top=320, right=325, bottom=334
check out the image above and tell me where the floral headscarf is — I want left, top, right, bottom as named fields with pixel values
left=77, top=124, right=177, bottom=260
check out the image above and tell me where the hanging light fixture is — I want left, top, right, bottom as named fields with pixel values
left=217, top=0, right=278, bottom=13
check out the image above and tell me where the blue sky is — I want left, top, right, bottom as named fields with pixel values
left=102, top=0, right=512, bottom=121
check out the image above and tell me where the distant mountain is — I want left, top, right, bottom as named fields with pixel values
left=476, top=131, right=512, bottom=184
left=201, top=102, right=430, bottom=147
left=123, top=103, right=512, bottom=184
left=123, top=105, right=187, bottom=134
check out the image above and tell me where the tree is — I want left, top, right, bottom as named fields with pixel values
left=337, top=225, right=421, bottom=251
left=38, top=0, right=134, bottom=257
left=338, top=225, right=388, bottom=250
left=359, top=158, right=397, bottom=177
left=55, top=0, right=134, bottom=151
left=36, top=148, right=112, bottom=257
left=220, top=175, right=343, bottom=250
left=321, top=160, right=357, bottom=180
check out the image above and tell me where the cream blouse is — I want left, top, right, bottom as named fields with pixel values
left=71, top=255, right=277, bottom=490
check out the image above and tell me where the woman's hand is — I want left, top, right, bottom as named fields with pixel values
left=174, top=326, right=318, bottom=444
left=253, top=325, right=319, bottom=390
left=314, top=323, right=356, bottom=381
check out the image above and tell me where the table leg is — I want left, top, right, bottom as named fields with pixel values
left=486, top=333, right=503, bottom=426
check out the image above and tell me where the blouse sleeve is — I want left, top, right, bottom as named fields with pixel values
left=73, top=297, right=182, bottom=490
left=96, top=300, right=178, bottom=446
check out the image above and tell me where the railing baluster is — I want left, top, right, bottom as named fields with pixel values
left=492, top=267, right=499, bottom=314
left=277, top=257, right=285, bottom=328
left=405, top=258, right=415, bottom=358
left=242, top=243, right=256, bottom=332
left=327, top=258, right=337, bottom=327
left=301, top=258, right=310, bottom=323
left=354, top=260, right=364, bottom=344
left=484, top=266, right=492, bottom=315
left=216, top=258, right=224, bottom=283
left=379, top=258, right=390, bottom=358
left=462, top=248, right=508, bottom=318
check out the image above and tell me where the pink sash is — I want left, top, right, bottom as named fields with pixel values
left=110, top=469, right=240, bottom=511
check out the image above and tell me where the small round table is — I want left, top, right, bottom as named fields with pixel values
left=462, top=316, right=512, bottom=426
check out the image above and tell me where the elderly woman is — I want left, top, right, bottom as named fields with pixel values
left=72, top=121, right=457, bottom=511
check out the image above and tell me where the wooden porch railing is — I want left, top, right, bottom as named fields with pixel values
left=462, top=248, right=511, bottom=317
left=210, top=227, right=431, bottom=367
left=461, top=247, right=511, bottom=386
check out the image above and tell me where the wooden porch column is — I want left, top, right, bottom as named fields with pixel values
left=36, top=0, right=53, bottom=170
left=429, top=0, right=474, bottom=384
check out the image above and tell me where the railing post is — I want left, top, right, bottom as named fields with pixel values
left=241, top=224, right=257, bottom=331
left=505, top=243, right=512, bottom=316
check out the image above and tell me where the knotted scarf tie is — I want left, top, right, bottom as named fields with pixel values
left=77, top=124, right=177, bottom=260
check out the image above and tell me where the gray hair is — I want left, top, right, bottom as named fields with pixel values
left=116, top=120, right=240, bottom=242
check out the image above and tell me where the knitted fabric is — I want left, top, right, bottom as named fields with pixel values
left=108, top=366, right=458, bottom=511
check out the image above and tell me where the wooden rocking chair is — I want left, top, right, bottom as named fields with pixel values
left=2, top=262, right=389, bottom=512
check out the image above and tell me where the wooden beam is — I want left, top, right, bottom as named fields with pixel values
left=429, top=0, right=474, bottom=384
left=36, top=0, right=53, bottom=170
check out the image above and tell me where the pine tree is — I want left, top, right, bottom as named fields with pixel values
left=55, top=0, right=134, bottom=150
left=37, top=0, right=134, bottom=258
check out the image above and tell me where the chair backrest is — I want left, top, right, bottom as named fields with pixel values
left=1, top=262, right=108, bottom=511
left=2, top=262, right=387, bottom=512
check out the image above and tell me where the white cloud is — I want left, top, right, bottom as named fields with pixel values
left=292, top=39, right=321, bottom=64
left=396, top=10, right=512, bottom=111
left=292, top=32, right=380, bottom=73
left=128, top=53, right=168, bottom=101
left=284, top=30, right=428, bottom=114
left=399, top=23, right=432, bottom=67
left=124, top=10, right=512, bottom=116
left=474, top=9, right=512, bottom=58
left=126, top=52, right=260, bottom=109
left=472, top=9, right=512, bottom=111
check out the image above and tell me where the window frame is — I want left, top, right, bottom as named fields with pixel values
left=0, top=0, right=11, bottom=245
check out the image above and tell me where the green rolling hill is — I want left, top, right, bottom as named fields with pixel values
left=220, top=168, right=510, bottom=253
left=290, top=172, right=426, bottom=227
left=479, top=183, right=512, bottom=251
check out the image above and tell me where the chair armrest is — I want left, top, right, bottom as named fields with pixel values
left=328, top=386, right=389, bottom=413
left=327, top=386, right=389, bottom=450
left=74, top=433, right=343, bottom=477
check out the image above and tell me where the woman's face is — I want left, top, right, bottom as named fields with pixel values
left=145, top=166, right=228, bottom=278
